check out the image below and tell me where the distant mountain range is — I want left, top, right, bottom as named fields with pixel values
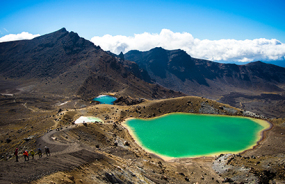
left=1, top=28, right=285, bottom=102
left=217, top=60, right=285, bottom=68
left=0, top=28, right=182, bottom=100
left=124, top=47, right=285, bottom=98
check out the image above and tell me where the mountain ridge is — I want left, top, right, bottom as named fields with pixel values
left=0, top=28, right=183, bottom=100
left=124, top=47, right=285, bottom=98
left=1, top=28, right=285, bottom=117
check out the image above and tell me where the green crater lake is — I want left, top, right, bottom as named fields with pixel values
left=124, top=113, right=270, bottom=159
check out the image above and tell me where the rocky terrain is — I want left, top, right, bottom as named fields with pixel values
left=219, top=92, right=285, bottom=118
left=1, top=28, right=285, bottom=183
left=1, top=95, right=284, bottom=184
left=124, top=48, right=285, bottom=118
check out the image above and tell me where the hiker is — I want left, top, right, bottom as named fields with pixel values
left=45, top=146, right=50, bottom=156
left=30, top=150, right=35, bottom=159
left=37, top=148, right=42, bottom=158
left=14, top=148, right=18, bottom=162
left=23, top=150, right=29, bottom=161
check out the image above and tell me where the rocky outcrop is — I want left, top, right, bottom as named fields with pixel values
left=243, top=110, right=266, bottom=119
left=199, top=102, right=220, bottom=114
left=114, top=96, right=145, bottom=105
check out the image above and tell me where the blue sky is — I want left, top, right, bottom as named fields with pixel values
left=0, top=0, right=285, bottom=62
left=1, top=0, right=284, bottom=41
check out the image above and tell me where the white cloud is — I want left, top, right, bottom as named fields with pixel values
left=0, top=32, right=40, bottom=43
left=91, top=29, right=285, bottom=62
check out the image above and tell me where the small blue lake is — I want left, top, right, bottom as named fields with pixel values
left=93, top=95, right=117, bottom=105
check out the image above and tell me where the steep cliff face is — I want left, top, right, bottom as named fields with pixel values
left=125, top=48, right=285, bottom=98
left=0, top=29, right=183, bottom=99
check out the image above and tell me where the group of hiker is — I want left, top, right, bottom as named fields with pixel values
left=14, top=146, right=50, bottom=162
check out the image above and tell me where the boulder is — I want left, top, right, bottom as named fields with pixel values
left=104, top=172, right=123, bottom=184
left=6, top=138, right=11, bottom=143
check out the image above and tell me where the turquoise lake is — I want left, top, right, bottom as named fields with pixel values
left=125, top=113, right=270, bottom=159
left=93, top=95, right=117, bottom=105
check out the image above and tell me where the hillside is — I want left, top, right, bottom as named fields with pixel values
left=1, top=96, right=284, bottom=184
left=125, top=47, right=285, bottom=118
left=125, top=47, right=285, bottom=98
left=0, top=28, right=183, bottom=100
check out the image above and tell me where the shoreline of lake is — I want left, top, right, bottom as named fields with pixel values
left=122, top=113, right=271, bottom=161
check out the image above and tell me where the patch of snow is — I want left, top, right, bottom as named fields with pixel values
left=57, top=101, right=69, bottom=106
left=74, top=116, right=103, bottom=124
left=1, top=93, right=13, bottom=96
left=97, top=95, right=107, bottom=98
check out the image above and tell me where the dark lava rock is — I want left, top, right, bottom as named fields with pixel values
left=6, top=138, right=11, bottom=143
left=114, top=96, right=144, bottom=105
left=256, top=170, right=276, bottom=184
left=124, top=141, right=130, bottom=146
left=223, top=177, right=233, bottom=183
left=104, top=172, right=123, bottom=184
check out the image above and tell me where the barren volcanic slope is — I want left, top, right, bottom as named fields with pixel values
left=0, top=28, right=183, bottom=100
left=124, top=47, right=285, bottom=117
